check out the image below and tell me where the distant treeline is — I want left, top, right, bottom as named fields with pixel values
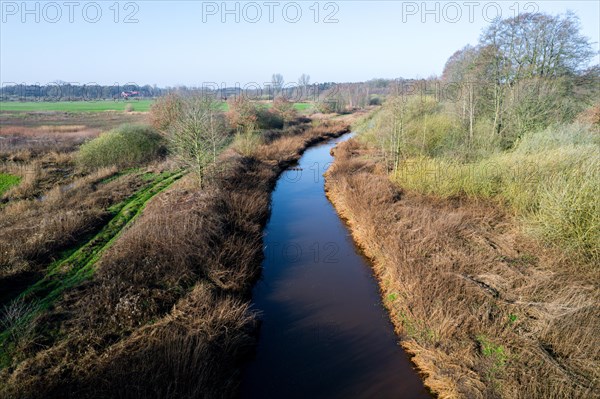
left=0, top=80, right=411, bottom=103
left=0, top=82, right=339, bottom=102
left=0, top=83, right=165, bottom=101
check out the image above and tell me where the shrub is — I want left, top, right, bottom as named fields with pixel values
left=315, top=99, right=335, bottom=114
left=405, top=111, right=462, bottom=157
left=271, top=96, right=297, bottom=125
left=512, top=122, right=600, bottom=153
left=369, top=95, right=382, bottom=106
left=226, top=96, right=258, bottom=133
left=77, top=124, right=165, bottom=170
left=531, top=154, right=599, bottom=261
left=576, top=103, right=600, bottom=126
left=150, top=93, right=184, bottom=132
left=232, top=131, right=263, bottom=157
left=255, top=107, right=283, bottom=130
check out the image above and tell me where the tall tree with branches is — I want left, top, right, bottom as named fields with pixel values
left=168, top=95, right=230, bottom=188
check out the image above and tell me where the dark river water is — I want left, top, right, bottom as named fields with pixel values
left=239, top=134, right=431, bottom=399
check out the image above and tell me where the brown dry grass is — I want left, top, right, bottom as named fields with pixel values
left=0, top=111, right=147, bottom=154
left=325, top=139, right=599, bottom=399
left=1, top=151, right=77, bottom=200
left=576, top=103, right=600, bottom=126
left=0, top=125, right=101, bottom=154
left=0, top=112, right=152, bottom=200
left=0, top=167, right=153, bottom=282
left=0, top=117, right=351, bottom=398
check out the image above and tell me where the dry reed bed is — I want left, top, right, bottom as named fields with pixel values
left=325, top=139, right=599, bottom=399
left=0, top=151, right=77, bottom=200
left=0, top=166, right=171, bottom=312
left=0, top=126, right=101, bottom=154
left=0, top=118, right=350, bottom=398
left=0, top=110, right=148, bottom=154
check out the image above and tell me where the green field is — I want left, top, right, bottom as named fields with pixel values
left=0, top=100, right=313, bottom=113
left=292, top=102, right=313, bottom=111
left=0, top=100, right=154, bottom=113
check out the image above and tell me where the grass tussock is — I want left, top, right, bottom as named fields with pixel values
left=77, top=124, right=165, bottom=170
left=0, top=116, right=351, bottom=398
left=326, top=138, right=600, bottom=399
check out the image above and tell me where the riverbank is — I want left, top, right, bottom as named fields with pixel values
left=0, top=115, right=352, bottom=398
left=325, top=138, right=599, bottom=398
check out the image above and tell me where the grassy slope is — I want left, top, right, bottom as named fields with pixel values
left=0, top=170, right=183, bottom=367
left=391, top=123, right=600, bottom=264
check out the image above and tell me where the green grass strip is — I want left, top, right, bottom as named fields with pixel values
left=0, top=173, right=21, bottom=197
left=0, top=170, right=184, bottom=367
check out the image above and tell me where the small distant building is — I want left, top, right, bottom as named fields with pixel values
left=121, top=91, right=140, bottom=99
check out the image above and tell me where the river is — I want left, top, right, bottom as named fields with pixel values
left=239, top=134, right=430, bottom=399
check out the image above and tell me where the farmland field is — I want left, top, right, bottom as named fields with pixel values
left=0, top=101, right=312, bottom=113
left=0, top=100, right=154, bottom=113
left=291, top=102, right=312, bottom=111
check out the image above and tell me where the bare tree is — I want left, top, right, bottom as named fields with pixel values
left=298, top=73, right=310, bottom=87
left=226, top=95, right=257, bottom=134
left=442, top=45, right=484, bottom=141
left=168, top=95, right=230, bottom=188
left=388, top=93, right=408, bottom=173
left=271, top=73, right=284, bottom=99
left=150, top=92, right=184, bottom=133
left=298, top=73, right=310, bottom=100
left=479, top=12, right=594, bottom=136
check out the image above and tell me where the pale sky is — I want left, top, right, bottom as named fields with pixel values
left=1, top=1, right=599, bottom=87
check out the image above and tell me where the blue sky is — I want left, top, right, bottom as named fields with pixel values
left=1, top=1, right=599, bottom=87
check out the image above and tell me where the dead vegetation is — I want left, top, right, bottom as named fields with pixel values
left=0, top=125, right=99, bottom=154
left=1, top=151, right=76, bottom=200
left=0, top=166, right=169, bottom=305
left=0, top=118, right=173, bottom=309
left=0, top=111, right=147, bottom=154
left=0, top=117, right=351, bottom=398
left=325, top=139, right=599, bottom=399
